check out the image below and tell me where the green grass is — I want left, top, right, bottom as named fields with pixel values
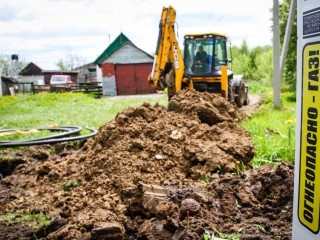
left=0, top=92, right=168, bottom=131
left=0, top=129, right=65, bottom=142
left=246, top=80, right=272, bottom=95
left=0, top=211, right=50, bottom=230
left=203, top=228, right=242, bottom=240
left=241, top=91, right=296, bottom=167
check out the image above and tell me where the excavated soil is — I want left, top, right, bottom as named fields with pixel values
left=0, top=90, right=293, bottom=240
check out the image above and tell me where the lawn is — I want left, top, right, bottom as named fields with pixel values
left=241, top=94, right=296, bottom=167
left=0, top=92, right=168, bottom=129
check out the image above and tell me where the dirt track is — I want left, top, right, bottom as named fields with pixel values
left=240, top=94, right=263, bottom=116
left=0, top=90, right=292, bottom=240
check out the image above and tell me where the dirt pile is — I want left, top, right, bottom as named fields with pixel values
left=0, top=90, right=293, bottom=239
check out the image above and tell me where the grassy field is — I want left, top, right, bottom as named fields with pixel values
left=0, top=89, right=296, bottom=167
left=0, top=92, right=168, bottom=129
left=241, top=94, right=296, bottom=167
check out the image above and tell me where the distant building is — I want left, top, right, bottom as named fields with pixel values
left=73, top=62, right=98, bottom=83
left=1, top=76, right=16, bottom=96
left=19, top=62, right=44, bottom=84
left=19, top=63, right=79, bottom=85
left=94, top=32, right=156, bottom=96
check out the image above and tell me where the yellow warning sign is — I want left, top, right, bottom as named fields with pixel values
left=299, top=42, right=320, bottom=234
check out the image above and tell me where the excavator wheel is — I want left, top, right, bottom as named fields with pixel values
left=244, top=88, right=249, bottom=106
left=228, top=78, right=234, bottom=101
left=235, top=80, right=246, bottom=108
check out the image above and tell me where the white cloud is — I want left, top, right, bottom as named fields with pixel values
left=0, top=0, right=274, bottom=69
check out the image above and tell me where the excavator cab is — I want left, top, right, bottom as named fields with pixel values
left=183, top=33, right=231, bottom=94
left=184, top=34, right=228, bottom=75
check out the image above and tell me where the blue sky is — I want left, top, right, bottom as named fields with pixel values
left=0, top=0, right=274, bottom=69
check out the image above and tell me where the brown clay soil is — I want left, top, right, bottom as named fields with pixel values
left=0, top=90, right=293, bottom=240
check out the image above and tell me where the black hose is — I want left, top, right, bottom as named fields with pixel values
left=0, top=126, right=82, bottom=143
left=0, top=126, right=97, bottom=147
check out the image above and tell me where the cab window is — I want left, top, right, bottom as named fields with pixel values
left=215, top=36, right=227, bottom=65
left=184, top=37, right=213, bottom=75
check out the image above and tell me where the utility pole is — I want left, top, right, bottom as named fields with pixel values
left=274, top=0, right=296, bottom=108
left=280, top=0, right=296, bottom=75
left=273, top=0, right=281, bottom=108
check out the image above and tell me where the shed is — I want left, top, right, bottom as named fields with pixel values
left=73, top=62, right=99, bottom=83
left=94, top=32, right=156, bottom=96
left=1, top=76, right=16, bottom=96
left=19, top=62, right=44, bottom=84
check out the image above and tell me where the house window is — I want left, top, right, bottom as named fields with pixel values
left=88, top=68, right=97, bottom=81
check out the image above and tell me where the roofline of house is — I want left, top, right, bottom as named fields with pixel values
left=73, top=62, right=96, bottom=70
left=41, top=70, right=80, bottom=74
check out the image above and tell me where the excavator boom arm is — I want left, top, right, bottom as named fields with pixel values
left=148, top=6, right=186, bottom=96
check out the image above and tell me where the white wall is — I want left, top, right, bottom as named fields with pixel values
left=103, top=44, right=153, bottom=64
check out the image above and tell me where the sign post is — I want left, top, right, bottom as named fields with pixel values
left=293, top=0, right=320, bottom=239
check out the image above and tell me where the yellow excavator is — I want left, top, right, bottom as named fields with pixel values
left=148, top=5, right=249, bottom=107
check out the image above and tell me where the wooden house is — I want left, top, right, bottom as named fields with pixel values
left=73, top=62, right=98, bottom=84
left=0, top=76, right=16, bottom=96
left=94, top=32, right=156, bottom=96
left=19, top=63, right=79, bottom=85
left=19, top=62, right=44, bottom=84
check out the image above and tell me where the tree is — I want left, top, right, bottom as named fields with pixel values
left=56, top=58, right=70, bottom=71
left=0, top=54, right=10, bottom=76
left=231, top=43, right=252, bottom=79
left=56, top=47, right=86, bottom=71
left=0, top=53, right=27, bottom=79
left=253, top=47, right=273, bottom=84
left=239, top=40, right=250, bottom=55
left=231, top=43, right=273, bottom=84
left=279, top=0, right=297, bottom=91
left=231, top=41, right=256, bottom=80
